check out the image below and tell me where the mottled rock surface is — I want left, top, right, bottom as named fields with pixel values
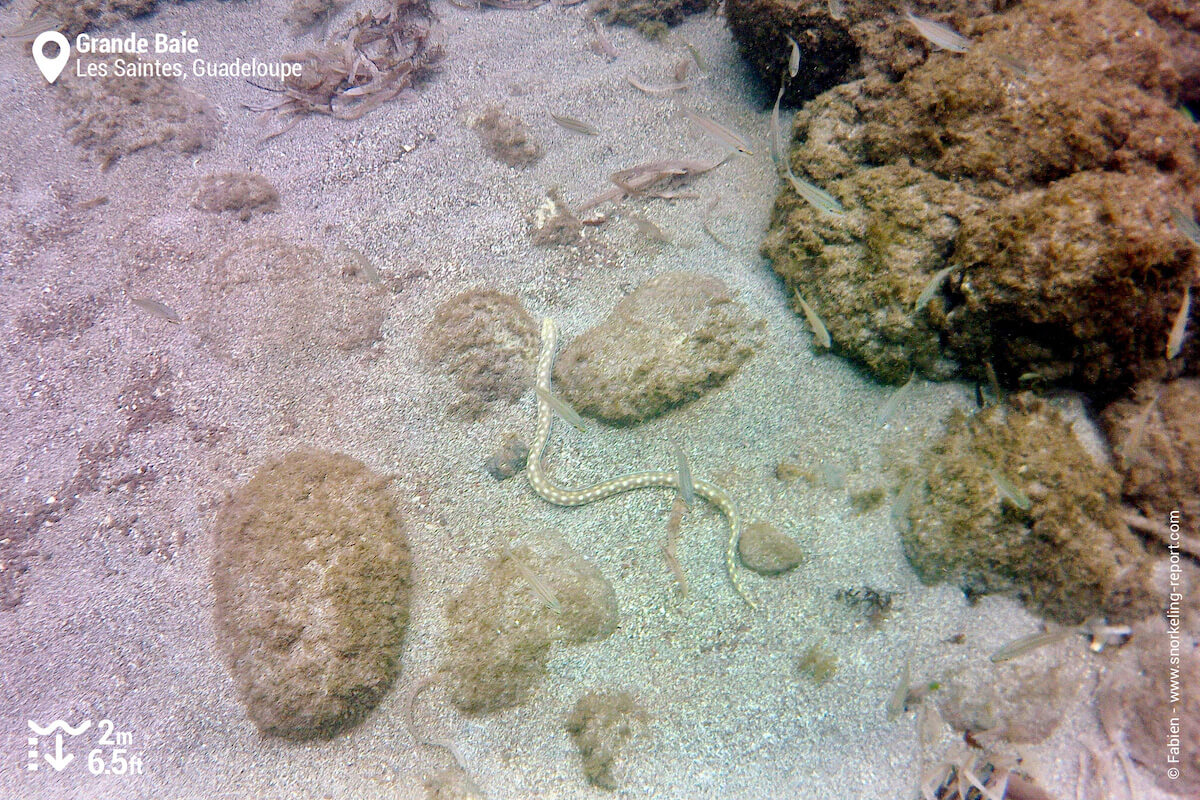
left=565, top=690, right=649, bottom=790
left=763, top=0, right=1199, bottom=395
left=39, top=0, right=159, bottom=35
left=593, top=0, right=710, bottom=38
left=1133, top=0, right=1200, bottom=106
left=1102, top=378, right=1200, bottom=534
left=902, top=396, right=1156, bottom=624
left=725, top=0, right=859, bottom=106
left=738, top=521, right=805, bottom=575
left=937, top=658, right=1086, bottom=745
left=192, top=172, right=280, bottom=221
left=422, top=289, right=538, bottom=414
left=211, top=449, right=411, bottom=739
left=61, top=56, right=221, bottom=169
left=442, top=534, right=619, bottom=714
left=554, top=272, right=762, bottom=424
left=473, top=106, right=542, bottom=168
left=1098, top=619, right=1200, bottom=796
left=196, top=236, right=386, bottom=366
left=725, top=0, right=1013, bottom=107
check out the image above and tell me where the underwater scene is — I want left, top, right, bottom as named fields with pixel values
left=1, top=0, right=1198, bottom=797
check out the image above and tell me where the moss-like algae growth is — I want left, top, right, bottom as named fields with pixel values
left=902, top=395, right=1156, bottom=624
left=210, top=449, right=411, bottom=739
left=442, top=535, right=618, bottom=714
left=565, top=690, right=649, bottom=790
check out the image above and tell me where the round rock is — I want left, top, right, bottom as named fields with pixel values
left=553, top=272, right=762, bottom=424
left=211, top=449, right=411, bottom=739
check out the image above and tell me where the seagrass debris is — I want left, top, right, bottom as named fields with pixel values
left=250, top=0, right=444, bottom=137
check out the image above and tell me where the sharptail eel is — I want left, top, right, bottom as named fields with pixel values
left=526, top=316, right=758, bottom=609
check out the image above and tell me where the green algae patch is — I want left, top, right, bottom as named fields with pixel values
left=901, top=396, right=1155, bottom=625
left=211, top=449, right=411, bottom=739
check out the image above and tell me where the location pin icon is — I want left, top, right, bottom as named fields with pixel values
left=32, top=31, right=70, bottom=84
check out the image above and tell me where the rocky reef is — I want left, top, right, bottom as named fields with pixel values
left=901, top=396, right=1156, bottom=624
left=758, top=0, right=1198, bottom=397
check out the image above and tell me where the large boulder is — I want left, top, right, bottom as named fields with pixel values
left=211, top=449, right=411, bottom=739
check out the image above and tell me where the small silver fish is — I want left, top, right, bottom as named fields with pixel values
left=1170, top=205, right=1200, bottom=248
left=589, top=16, right=617, bottom=59
left=785, top=165, right=845, bottom=217
left=549, top=112, right=600, bottom=136
left=681, top=37, right=707, bottom=73
left=989, top=628, right=1074, bottom=663
left=131, top=297, right=182, bottom=324
left=914, top=264, right=956, bottom=312
left=785, top=35, right=800, bottom=78
left=769, top=85, right=785, bottom=173
left=535, top=385, right=587, bottom=432
left=680, top=106, right=754, bottom=155
left=631, top=214, right=672, bottom=243
left=886, top=658, right=911, bottom=721
left=504, top=547, right=563, bottom=614
left=626, top=75, right=688, bottom=96
left=794, top=289, right=832, bottom=350
left=673, top=438, right=695, bottom=509
left=1167, top=285, right=1191, bottom=359
left=986, top=466, right=1032, bottom=511
left=672, top=57, right=690, bottom=84
left=877, top=372, right=917, bottom=427
left=904, top=10, right=971, bottom=54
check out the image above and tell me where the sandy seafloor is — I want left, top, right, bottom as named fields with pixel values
left=0, top=2, right=1182, bottom=799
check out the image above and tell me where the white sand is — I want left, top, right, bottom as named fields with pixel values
left=0, top=1, right=1180, bottom=798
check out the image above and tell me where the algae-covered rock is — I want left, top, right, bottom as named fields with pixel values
left=763, top=158, right=980, bottom=383
left=553, top=272, right=762, bottom=424
left=422, top=289, right=539, bottom=413
left=61, top=56, right=221, bottom=169
left=739, top=520, right=804, bottom=575
left=724, top=1, right=1010, bottom=107
left=937, top=658, right=1086, bottom=745
left=764, top=0, right=1200, bottom=395
left=38, top=0, right=159, bottom=36
left=1102, top=378, right=1200, bottom=534
left=191, top=172, right=280, bottom=221
left=210, top=449, right=411, bottom=739
left=724, top=0, right=859, bottom=106
left=1127, top=0, right=1200, bottom=107
left=565, top=690, right=649, bottom=790
left=902, top=396, right=1156, bottom=624
left=197, top=236, right=386, bottom=366
left=472, top=106, right=542, bottom=168
left=592, top=0, right=709, bottom=39
left=945, top=170, right=1195, bottom=393
left=442, top=534, right=618, bottom=714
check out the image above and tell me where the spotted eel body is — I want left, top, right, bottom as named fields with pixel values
left=526, top=317, right=758, bottom=609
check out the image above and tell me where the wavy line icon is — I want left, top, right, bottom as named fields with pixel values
left=28, top=720, right=91, bottom=736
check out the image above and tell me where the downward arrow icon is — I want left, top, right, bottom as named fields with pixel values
left=44, top=733, right=73, bottom=772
